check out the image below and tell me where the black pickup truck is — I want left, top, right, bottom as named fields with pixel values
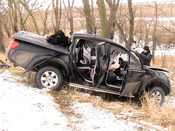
left=8, top=31, right=171, bottom=105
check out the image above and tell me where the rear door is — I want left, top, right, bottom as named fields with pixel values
left=93, top=42, right=110, bottom=87
left=120, top=51, right=145, bottom=96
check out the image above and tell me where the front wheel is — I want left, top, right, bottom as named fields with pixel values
left=148, top=87, right=165, bottom=105
left=35, top=66, right=63, bottom=90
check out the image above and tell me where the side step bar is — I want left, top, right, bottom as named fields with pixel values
left=69, top=83, right=121, bottom=96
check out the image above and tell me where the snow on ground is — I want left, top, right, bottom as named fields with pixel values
left=154, top=49, right=175, bottom=56
left=0, top=70, right=71, bottom=131
left=0, top=70, right=173, bottom=131
left=72, top=103, right=140, bottom=131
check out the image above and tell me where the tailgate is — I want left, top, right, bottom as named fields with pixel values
left=8, top=40, right=57, bottom=69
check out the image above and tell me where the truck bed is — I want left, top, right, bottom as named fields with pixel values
left=12, top=31, right=69, bottom=55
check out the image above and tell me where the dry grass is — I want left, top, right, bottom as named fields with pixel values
left=151, top=55, right=175, bottom=73
left=151, top=55, right=175, bottom=94
left=137, top=92, right=175, bottom=130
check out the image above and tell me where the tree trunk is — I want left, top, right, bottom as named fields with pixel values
left=91, top=0, right=96, bottom=34
left=19, top=0, right=40, bottom=34
left=69, top=17, right=74, bottom=35
left=13, top=0, right=18, bottom=32
left=0, top=19, right=5, bottom=53
left=82, top=0, right=93, bottom=34
left=63, top=0, right=74, bottom=34
left=106, top=0, right=120, bottom=39
left=3, top=23, right=11, bottom=37
left=16, top=1, right=26, bottom=31
left=127, top=0, right=134, bottom=49
left=52, top=0, right=62, bottom=33
left=97, top=0, right=110, bottom=38
left=116, top=20, right=128, bottom=46
left=68, top=0, right=74, bottom=35
left=39, top=3, right=51, bottom=36
left=152, top=2, right=158, bottom=64
left=8, top=0, right=18, bottom=33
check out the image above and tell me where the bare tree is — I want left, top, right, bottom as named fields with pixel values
left=77, top=0, right=96, bottom=34
left=145, top=20, right=153, bottom=46
left=63, top=0, right=74, bottom=34
left=52, top=0, right=62, bottom=33
left=82, top=0, right=93, bottom=34
left=106, top=0, right=120, bottom=39
left=0, top=8, right=11, bottom=37
left=0, top=20, right=5, bottom=53
left=8, top=0, right=18, bottom=33
left=97, top=0, right=110, bottom=38
left=0, top=1, right=5, bottom=53
left=127, top=0, right=134, bottom=49
left=90, top=0, right=96, bottom=34
left=16, top=0, right=26, bottom=31
left=38, top=3, right=51, bottom=35
left=152, top=2, right=158, bottom=63
left=97, top=0, right=121, bottom=39
left=117, top=4, right=126, bottom=43
left=115, top=0, right=135, bottom=48
left=19, top=0, right=40, bottom=34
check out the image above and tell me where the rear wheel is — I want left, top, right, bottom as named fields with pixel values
left=148, top=87, right=165, bottom=105
left=35, top=66, right=63, bottom=90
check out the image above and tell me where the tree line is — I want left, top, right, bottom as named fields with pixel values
left=0, top=0, right=174, bottom=61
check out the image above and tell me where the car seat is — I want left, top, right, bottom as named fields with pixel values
left=77, top=47, right=96, bottom=75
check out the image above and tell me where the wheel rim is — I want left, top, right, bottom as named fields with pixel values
left=150, top=91, right=162, bottom=104
left=41, top=71, right=58, bottom=89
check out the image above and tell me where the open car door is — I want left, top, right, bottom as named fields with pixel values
left=92, top=42, right=110, bottom=87
left=120, top=51, right=145, bottom=97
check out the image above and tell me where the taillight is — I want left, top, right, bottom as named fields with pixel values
left=9, top=40, right=20, bottom=50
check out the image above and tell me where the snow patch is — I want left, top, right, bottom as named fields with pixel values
left=0, top=71, right=71, bottom=131
left=72, top=103, right=142, bottom=131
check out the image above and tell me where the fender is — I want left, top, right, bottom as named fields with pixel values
left=25, top=55, right=70, bottom=78
left=139, top=76, right=170, bottom=95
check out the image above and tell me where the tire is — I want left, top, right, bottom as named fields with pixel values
left=148, top=87, right=165, bottom=105
left=35, top=66, right=63, bottom=90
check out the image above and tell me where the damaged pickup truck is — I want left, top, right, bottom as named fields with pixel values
left=8, top=31, right=171, bottom=105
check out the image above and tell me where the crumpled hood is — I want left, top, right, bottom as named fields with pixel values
left=144, top=66, right=171, bottom=90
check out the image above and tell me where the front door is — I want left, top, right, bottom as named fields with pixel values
left=120, top=51, right=145, bottom=96
left=93, top=42, right=110, bottom=87
left=70, top=38, right=85, bottom=84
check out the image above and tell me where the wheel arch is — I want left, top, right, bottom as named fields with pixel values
left=27, top=56, right=70, bottom=80
left=139, top=77, right=170, bottom=96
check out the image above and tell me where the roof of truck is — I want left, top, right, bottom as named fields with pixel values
left=71, top=33, right=128, bottom=52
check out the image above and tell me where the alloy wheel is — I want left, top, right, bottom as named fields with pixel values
left=41, top=71, right=59, bottom=89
